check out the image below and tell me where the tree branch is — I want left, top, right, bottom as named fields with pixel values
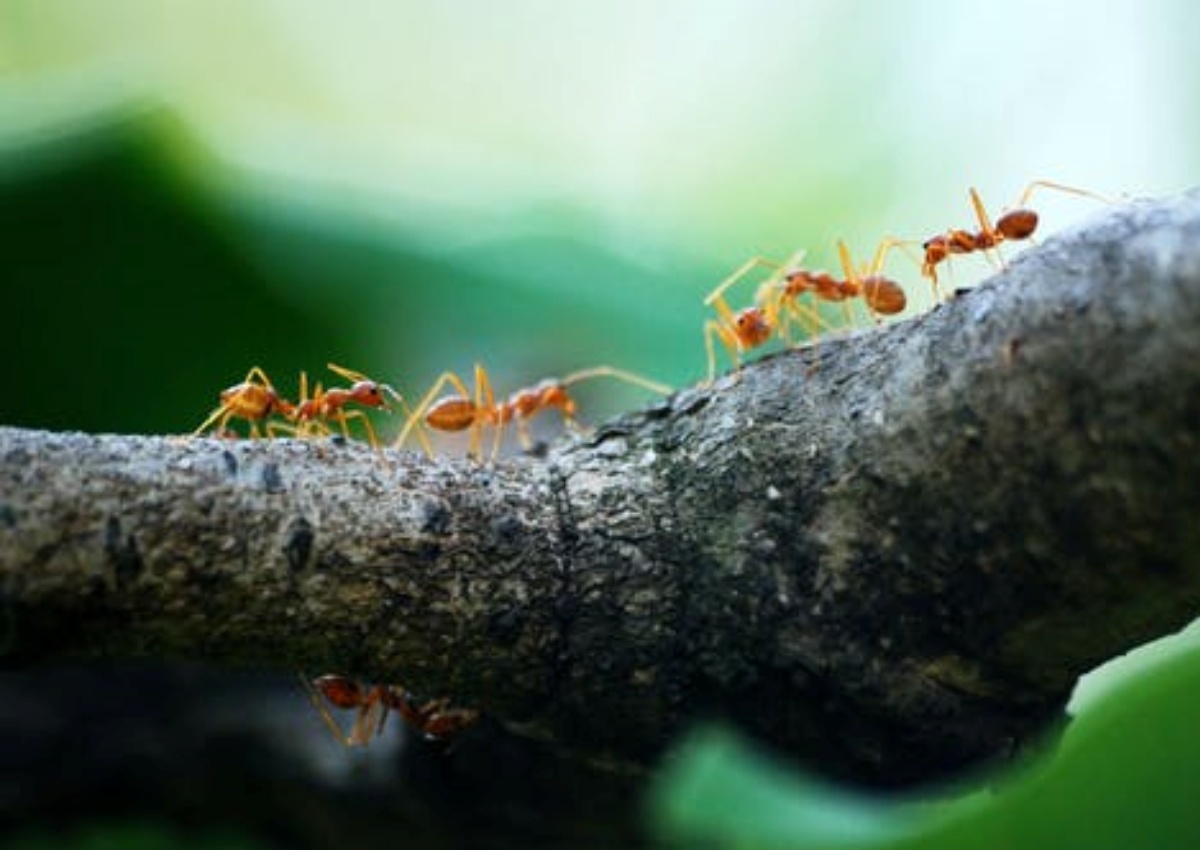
left=3, top=191, right=1199, bottom=786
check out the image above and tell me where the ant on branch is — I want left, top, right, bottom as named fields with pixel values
left=702, top=239, right=908, bottom=382
left=193, top=366, right=296, bottom=438
left=394, top=364, right=672, bottom=460
left=289, top=363, right=430, bottom=453
left=920, top=180, right=1111, bottom=292
left=302, top=674, right=479, bottom=746
left=702, top=253, right=818, bottom=384
left=194, top=363, right=432, bottom=453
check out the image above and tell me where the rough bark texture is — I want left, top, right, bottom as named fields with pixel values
left=2, top=191, right=1199, bottom=793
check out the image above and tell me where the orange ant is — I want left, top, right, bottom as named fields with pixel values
left=287, top=363, right=401, bottom=449
left=283, top=363, right=432, bottom=454
left=193, top=366, right=296, bottom=438
left=702, top=240, right=907, bottom=381
left=702, top=253, right=810, bottom=383
left=302, top=674, right=479, bottom=746
left=920, top=180, right=1111, bottom=292
left=395, top=364, right=672, bottom=460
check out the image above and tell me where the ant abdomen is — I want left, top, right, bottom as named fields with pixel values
left=996, top=208, right=1039, bottom=241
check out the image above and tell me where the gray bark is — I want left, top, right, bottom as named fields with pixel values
left=2, top=190, right=1199, bottom=786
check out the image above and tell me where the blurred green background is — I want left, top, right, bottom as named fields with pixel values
left=2, top=0, right=1195, bottom=436
left=2, top=1, right=1199, bottom=847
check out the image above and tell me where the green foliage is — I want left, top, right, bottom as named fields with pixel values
left=0, top=821, right=266, bottom=850
left=0, top=114, right=716, bottom=435
left=650, top=637, right=1200, bottom=849
left=0, top=117, right=345, bottom=433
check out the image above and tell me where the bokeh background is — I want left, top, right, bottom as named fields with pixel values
left=2, top=0, right=1195, bottom=436
left=2, top=1, right=1199, bottom=848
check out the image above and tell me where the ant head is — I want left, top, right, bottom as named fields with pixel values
left=922, top=234, right=949, bottom=254
left=545, top=384, right=576, bottom=417
left=349, top=381, right=389, bottom=410
left=735, top=307, right=772, bottom=348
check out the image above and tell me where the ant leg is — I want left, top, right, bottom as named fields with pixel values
left=334, top=409, right=380, bottom=448
left=473, top=364, right=505, bottom=462
left=966, top=187, right=1009, bottom=270
left=703, top=255, right=784, bottom=307
left=265, top=417, right=305, bottom=439
left=875, top=236, right=932, bottom=301
left=193, top=404, right=233, bottom=437
left=704, top=319, right=742, bottom=384
left=243, top=366, right=275, bottom=388
left=325, top=362, right=370, bottom=384
left=699, top=254, right=786, bottom=381
left=777, top=247, right=809, bottom=273
left=352, top=688, right=388, bottom=745
left=869, top=236, right=914, bottom=273
left=968, top=187, right=998, bottom=238
left=559, top=365, right=672, bottom=396
left=299, top=674, right=357, bottom=747
left=550, top=365, right=673, bottom=437
left=860, top=238, right=913, bottom=315
left=702, top=287, right=747, bottom=384
left=393, top=371, right=472, bottom=452
left=296, top=371, right=311, bottom=408
left=836, top=241, right=878, bottom=324
left=782, top=297, right=830, bottom=343
left=381, top=386, right=433, bottom=457
left=372, top=687, right=393, bottom=738
left=1013, top=179, right=1113, bottom=209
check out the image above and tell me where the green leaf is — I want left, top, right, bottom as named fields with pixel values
left=650, top=638, right=1200, bottom=850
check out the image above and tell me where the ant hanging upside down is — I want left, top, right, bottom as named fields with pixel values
left=302, top=674, right=480, bottom=746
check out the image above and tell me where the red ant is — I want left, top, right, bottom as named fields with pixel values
left=193, top=366, right=295, bottom=438
left=394, top=364, right=672, bottom=460
left=701, top=253, right=811, bottom=383
left=702, top=240, right=907, bottom=381
left=302, top=674, right=479, bottom=746
left=287, top=363, right=412, bottom=450
left=920, top=180, right=1110, bottom=293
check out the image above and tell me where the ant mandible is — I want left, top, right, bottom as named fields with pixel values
left=302, top=674, right=479, bottom=746
left=394, top=364, right=672, bottom=460
left=920, top=180, right=1110, bottom=292
left=193, top=366, right=296, bottom=438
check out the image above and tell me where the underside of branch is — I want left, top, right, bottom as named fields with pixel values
left=2, top=190, right=1199, bottom=788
